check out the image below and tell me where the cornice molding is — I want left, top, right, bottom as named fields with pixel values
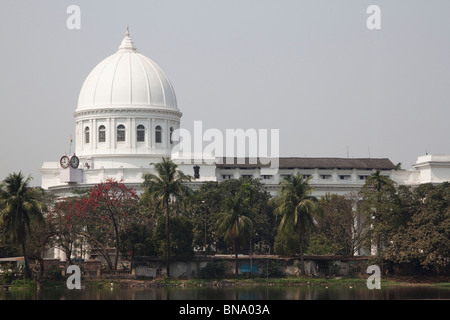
left=74, top=107, right=182, bottom=119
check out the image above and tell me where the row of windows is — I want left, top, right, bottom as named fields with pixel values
left=84, top=125, right=174, bottom=144
left=222, top=174, right=370, bottom=181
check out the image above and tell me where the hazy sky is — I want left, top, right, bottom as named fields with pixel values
left=1, top=0, right=450, bottom=186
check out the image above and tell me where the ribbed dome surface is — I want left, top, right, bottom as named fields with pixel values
left=77, top=30, right=178, bottom=111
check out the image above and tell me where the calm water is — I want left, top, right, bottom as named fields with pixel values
left=1, top=284, right=449, bottom=300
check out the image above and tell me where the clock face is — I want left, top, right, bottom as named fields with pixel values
left=60, top=156, right=70, bottom=169
left=70, top=155, right=80, bottom=169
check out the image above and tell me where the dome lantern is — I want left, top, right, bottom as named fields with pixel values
left=76, top=29, right=179, bottom=112
left=118, top=26, right=137, bottom=52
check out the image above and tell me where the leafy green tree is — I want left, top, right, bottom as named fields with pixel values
left=0, top=236, right=20, bottom=259
left=142, top=158, right=192, bottom=277
left=216, top=186, right=254, bottom=276
left=309, top=193, right=372, bottom=257
left=183, top=181, right=224, bottom=255
left=0, top=172, right=45, bottom=278
left=273, top=174, right=317, bottom=275
left=187, top=179, right=275, bottom=257
left=393, top=185, right=418, bottom=230
left=359, top=171, right=398, bottom=256
left=153, top=215, right=194, bottom=262
left=384, top=183, right=450, bottom=273
left=119, top=222, right=156, bottom=261
left=273, top=230, right=300, bottom=256
left=0, top=218, right=21, bottom=258
left=189, top=178, right=276, bottom=253
left=223, top=179, right=275, bottom=255
left=27, top=191, right=57, bottom=270
left=309, top=193, right=354, bottom=256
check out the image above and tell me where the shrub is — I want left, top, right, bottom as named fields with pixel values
left=267, top=260, right=285, bottom=278
left=199, top=261, right=226, bottom=279
left=10, top=278, right=36, bottom=288
left=45, top=265, right=63, bottom=281
left=0, top=271, right=14, bottom=285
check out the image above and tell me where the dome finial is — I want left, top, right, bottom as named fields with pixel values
left=118, top=26, right=136, bottom=52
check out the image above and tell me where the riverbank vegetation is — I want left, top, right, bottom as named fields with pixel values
left=0, top=159, right=449, bottom=284
left=44, top=276, right=450, bottom=290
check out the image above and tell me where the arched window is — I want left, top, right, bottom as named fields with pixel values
left=98, top=125, right=106, bottom=143
left=117, top=125, right=126, bottom=142
left=137, top=125, right=145, bottom=142
left=170, top=127, right=174, bottom=145
left=85, top=127, right=90, bottom=144
left=155, top=126, right=162, bottom=143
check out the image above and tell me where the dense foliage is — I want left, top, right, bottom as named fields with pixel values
left=0, top=172, right=45, bottom=278
left=383, top=183, right=450, bottom=273
left=1, top=165, right=449, bottom=277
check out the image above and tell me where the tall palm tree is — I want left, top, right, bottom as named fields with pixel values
left=216, top=191, right=254, bottom=276
left=274, top=174, right=317, bottom=275
left=365, top=170, right=395, bottom=193
left=360, top=170, right=397, bottom=255
left=0, top=172, right=44, bottom=279
left=142, top=158, right=191, bottom=277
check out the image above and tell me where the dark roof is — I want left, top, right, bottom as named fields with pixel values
left=216, top=157, right=395, bottom=170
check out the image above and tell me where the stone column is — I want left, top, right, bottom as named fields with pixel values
left=165, top=119, right=169, bottom=152
left=92, top=119, right=97, bottom=153
left=128, top=118, right=133, bottom=150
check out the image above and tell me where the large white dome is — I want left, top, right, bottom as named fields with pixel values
left=77, top=30, right=178, bottom=111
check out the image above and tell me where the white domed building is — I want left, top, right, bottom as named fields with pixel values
left=76, top=29, right=180, bottom=160
left=40, top=30, right=450, bottom=197
left=40, top=30, right=215, bottom=195
left=38, top=30, right=450, bottom=263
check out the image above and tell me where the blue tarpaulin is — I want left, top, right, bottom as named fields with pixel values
left=240, top=264, right=258, bottom=274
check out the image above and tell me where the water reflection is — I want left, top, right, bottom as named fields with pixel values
left=1, top=284, right=449, bottom=300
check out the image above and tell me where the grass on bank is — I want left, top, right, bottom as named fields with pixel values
left=150, top=276, right=370, bottom=288
left=2, top=273, right=449, bottom=289
left=105, top=274, right=450, bottom=288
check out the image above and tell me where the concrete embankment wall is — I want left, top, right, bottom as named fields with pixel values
left=132, top=255, right=371, bottom=279
left=39, top=255, right=371, bottom=279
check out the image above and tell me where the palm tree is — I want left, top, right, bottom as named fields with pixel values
left=216, top=191, right=254, bottom=276
left=142, top=158, right=192, bottom=277
left=360, top=170, right=397, bottom=255
left=365, top=170, right=395, bottom=193
left=274, top=174, right=317, bottom=275
left=0, top=172, right=44, bottom=279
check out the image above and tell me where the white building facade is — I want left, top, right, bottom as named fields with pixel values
left=40, top=31, right=450, bottom=197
